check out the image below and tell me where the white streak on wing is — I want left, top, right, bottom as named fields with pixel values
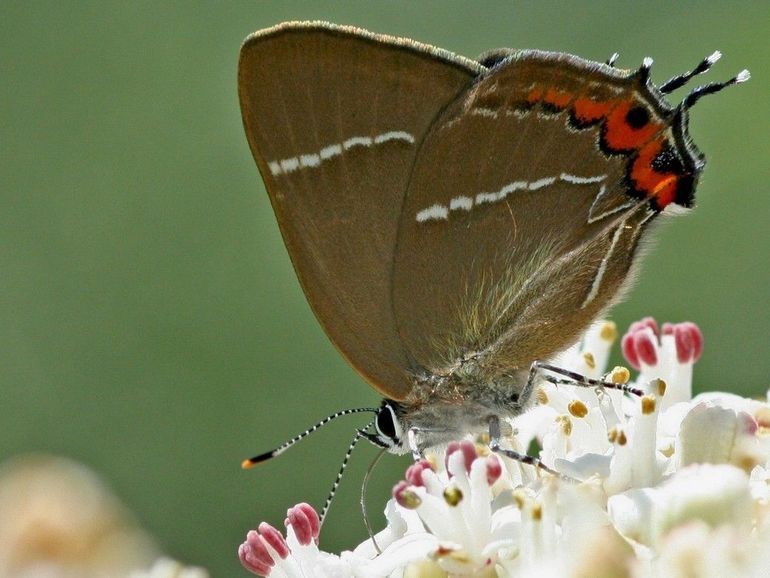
left=416, top=204, right=449, bottom=222
left=475, top=192, right=498, bottom=205
left=499, top=181, right=528, bottom=197
left=589, top=204, right=636, bottom=224
left=280, top=158, right=299, bottom=173
left=472, top=107, right=498, bottom=118
left=581, top=221, right=626, bottom=309
left=343, top=136, right=372, bottom=149
left=528, top=177, right=557, bottom=190
left=299, top=154, right=320, bottom=168
left=267, top=130, right=414, bottom=177
left=416, top=173, right=610, bottom=225
left=507, top=109, right=529, bottom=119
left=587, top=185, right=635, bottom=224
left=560, top=173, right=606, bottom=184
left=374, top=131, right=415, bottom=144
left=475, top=181, right=527, bottom=206
left=449, top=196, right=473, bottom=211
left=319, top=144, right=342, bottom=160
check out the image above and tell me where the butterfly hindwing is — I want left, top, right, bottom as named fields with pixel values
left=392, top=52, right=677, bottom=382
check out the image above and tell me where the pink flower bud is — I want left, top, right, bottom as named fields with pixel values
left=239, top=541, right=272, bottom=576
left=486, top=455, right=502, bottom=485
left=405, top=459, right=433, bottom=487
left=393, top=480, right=421, bottom=509
left=621, top=331, right=641, bottom=370
left=630, top=316, right=659, bottom=335
left=674, top=322, right=703, bottom=363
left=622, top=324, right=658, bottom=369
left=446, top=440, right=477, bottom=474
left=239, top=528, right=280, bottom=576
left=285, top=503, right=320, bottom=546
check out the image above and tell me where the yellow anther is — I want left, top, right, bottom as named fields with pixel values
left=609, top=366, right=630, bottom=384
left=600, top=321, right=617, bottom=342
left=556, top=414, right=573, bottom=436
left=641, top=395, right=656, bottom=415
left=443, top=486, right=463, bottom=506
left=568, top=399, right=589, bottom=418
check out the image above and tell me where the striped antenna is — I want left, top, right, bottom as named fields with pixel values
left=660, top=51, right=721, bottom=94
left=319, top=419, right=376, bottom=525
left=241, top=407, right=378, bottom=469
left=681, top=69, right=750, bottom=110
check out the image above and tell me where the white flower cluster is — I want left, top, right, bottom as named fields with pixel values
left=240, top=319, right=770, bottom=577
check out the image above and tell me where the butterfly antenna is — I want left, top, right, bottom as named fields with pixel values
left=241, top=407, right=378, bottom=469
left=680, top=68, right=750, bottom=110
left=361, top=446, right=388, bottom=555
left=660, top=51, right=721, bottom=94
left=319, top=420, right=375, bottom=525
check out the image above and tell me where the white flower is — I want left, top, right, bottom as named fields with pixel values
left=608, top=464, right=752, bottom=547
left=239, top=318, right=770, bottom=577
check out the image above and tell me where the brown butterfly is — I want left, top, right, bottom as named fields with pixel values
left=238, top=22, right=747, bottom=496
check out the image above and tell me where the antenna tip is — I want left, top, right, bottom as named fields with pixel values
left=707, top=50, right=722, bottom=64
left=736, top=69, right=751, bottom=83
left=241, top=449, right=277, bottom=469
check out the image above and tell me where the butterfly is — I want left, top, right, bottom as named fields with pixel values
left=237, top=22, right=747, bottom=484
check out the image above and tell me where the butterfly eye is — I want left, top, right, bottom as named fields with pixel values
left=375, top=402, right=403, bottom=443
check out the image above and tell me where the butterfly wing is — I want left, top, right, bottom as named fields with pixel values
left=238, top=22, right=484, bottom=399
left=392, top=51, right=700, bottom=382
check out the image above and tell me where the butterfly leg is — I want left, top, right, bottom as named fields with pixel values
left=487, top=415, right=571, bottom=481
left=527, top=360, right=643, bottom=397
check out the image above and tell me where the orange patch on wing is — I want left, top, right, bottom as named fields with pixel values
left=603, top=100, right=662, bottom=152
left=630, top=139, right=679, bottom=209
left=543, top=88, right=572, bottom=109
left=527, top=87, right=543, bottom=105
left=572, top=97, right=615, bottom=124
left=652, top=176, right=679, bottom=208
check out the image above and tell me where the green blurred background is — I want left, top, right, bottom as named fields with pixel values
left=1, top=1, right=767, bottom=576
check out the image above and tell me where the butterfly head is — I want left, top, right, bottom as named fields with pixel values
left=360, top=400, right=408, bottom=454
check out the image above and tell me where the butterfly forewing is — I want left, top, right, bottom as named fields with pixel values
left=392, top=52, right=675, bottom=381
left=238, top=23, right=483, bottom=399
